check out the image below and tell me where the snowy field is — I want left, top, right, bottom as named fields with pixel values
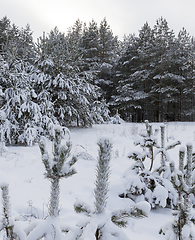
left=0, top=122, right=195, bottom=239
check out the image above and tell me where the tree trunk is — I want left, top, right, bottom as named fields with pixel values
left=49, top=177, right=60, bottom=217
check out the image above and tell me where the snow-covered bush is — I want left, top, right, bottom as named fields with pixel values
left=160, top=143, right=195, bottom=239
left=25, top=125, right=77, bottom=239
left=120, top=121, right=180, bottom=209
left=74, top=137, right=150, bottom=239
left=110, top=110, right=125, bottom=124
left=90, top=100, right=111, bottom=124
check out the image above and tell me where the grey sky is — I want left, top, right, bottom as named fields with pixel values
left=1, top=0, right=195, bottom=40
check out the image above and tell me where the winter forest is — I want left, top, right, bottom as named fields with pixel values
left=1, top=15, right=195, bottom=240
left=1, top=16, right=195, bottom=145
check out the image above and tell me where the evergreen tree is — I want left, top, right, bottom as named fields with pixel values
left=0, top=55, right=42, bottom=145
left=0, top=16, right=11, bottom=55
left=160, top=144, right=195, bottom=239
left=112, top=17, right=195, bottom=122
left=99, top=18, right=118, bottom=64
left=111, top=33, right=145, bottom=121
left=176, top=30, right=195, bottom=121
left=0, top=183, right=26, bottom=240
left=80, top=19, right=100, bottom=72
left=97, top=18, right=119, bottom=101
left=26, top=126, right=77, bottom=239
left=74, top=138, right=149, bottom=239
left=120, top=121, right=180, bottom=208
left=94, top=138, right=112, bottom=214
left=35, top=29, right=99, bottom=127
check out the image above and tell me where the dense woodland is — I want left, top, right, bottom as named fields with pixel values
left=0, top=16, right=195, bottom=145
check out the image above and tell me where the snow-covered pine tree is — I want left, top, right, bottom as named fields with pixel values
left=0, top=183, right=26, bottom=240
left=111, top=17, right=195, bottom=122
left=0, top=56, right=42, bottom=145
left=18, top=88, right=42, bottom=146
left=26, top=126, right=77, bottom=239
left=110, top=31, right=149, bottom=122
left=80, top=19, right=100, bottom=72
left=0, top=183, right=14, bottom=240
left=35, top=28, right=100, bottom=127
left=176, top=28, right=195, bottom=121
left=120, top=121, right=180, bottom=208
left=97, top=18, right=119, bottom=101
left=74, top=137, right=150, bottom=240
left=99, top=18, right=118, bottom=65
left=160, top=143, right=195, bottom=239
left=90, top=99, right=111, bottom=124
left=32, top=66, right=58, bottom=141
left=67, top=21, right=113, bottom=126
left=128, top=120, right=159, bottom=172
left=0, top=17, right=11, bottom=55
left=94, top=137, right=112, bottom=215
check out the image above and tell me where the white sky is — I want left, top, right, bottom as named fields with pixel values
left=1, top=0, right=195, bottom=41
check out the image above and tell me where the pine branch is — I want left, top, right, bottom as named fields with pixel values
left=74, top=201, right=92, bottom=216
left=111, top=205, right=149, bottom=228
left=68, top=156, right=77, bottom=167
left=165, top=140, right=181, bottom=151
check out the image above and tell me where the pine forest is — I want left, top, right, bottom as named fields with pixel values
left=1, top=16, right=195, bottom=146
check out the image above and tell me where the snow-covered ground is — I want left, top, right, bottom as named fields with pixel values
left=0, top=122, right=195, bottom=239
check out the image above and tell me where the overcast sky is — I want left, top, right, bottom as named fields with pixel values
left=1, top=0, right=195, bottom=41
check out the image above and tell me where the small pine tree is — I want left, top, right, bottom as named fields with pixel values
left=121, top=121, right=180, bottom=208
left=0, top=183, right=14, bottom=240
left=26, top=125, right=77, bottom=239
left=0, top=183, right=26, bottom=240
left=94, top=138, right=111, bottom=215
left=160, top=143, right=195, bottom=239
left=74, top=137, right=149, bottom=240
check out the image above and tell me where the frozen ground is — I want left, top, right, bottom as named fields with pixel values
left=0, top=122, right=195, bottom=239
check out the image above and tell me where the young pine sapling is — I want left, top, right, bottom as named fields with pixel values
left=74, top=137, right=150, bottom=240
left=121, top=121, right=180, bottom=208
left=26, top=125, right=77, bottom=240
left=160, top=143, right=195, bottom=240
left=0, top=183, right=26, bottom=240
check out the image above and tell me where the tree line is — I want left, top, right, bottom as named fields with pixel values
left=0, top=16, right=195, bottom=145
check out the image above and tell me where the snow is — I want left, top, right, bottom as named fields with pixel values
left=153, top=185, right=168, bottom=208
left=135, top=201, right=151, bottom=216
left=0, top=122, right=195, bottom=239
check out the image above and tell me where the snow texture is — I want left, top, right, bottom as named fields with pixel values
left=0, top=122, right=195, bottom=240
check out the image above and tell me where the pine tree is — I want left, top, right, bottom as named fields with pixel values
left=80, top=19, right=100, bottom=72
left=0, top=55, right=41, bottom=145
left=0, top=16, right=11, bottom=55
left=0, top=183, right=14, bottom=240
left=94, top=138, right=112, bottom=214
left=111, top=32, right=148, bottom=122
left=35, top=29, right=100, bottom=127
left=160, top=143, right=195, bottom=239
left=18, top=89, right=42, bottom=146
left=74, top=137, right=149, bottom=239
left=0, top=183, right=26, bottom=240
left=26, top=126, right=77, bottom=239
left=111, top=17, right=195, bottom=122
left=99, top=18, right=118, bottom=64
left=121, top=121, right=180, bottom=208
left=39, top=126, right=77, bottom=217
left=97, top=18, right=119, bottom=101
